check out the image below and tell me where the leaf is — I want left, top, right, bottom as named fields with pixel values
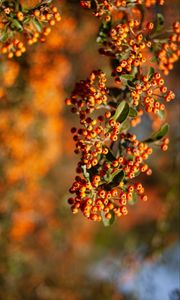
left=144, top=123, right=169, bottom=143
left=136, top=4, right=145, bottom=26
left=88, top=165, right=100, bottom=181
left=108, top=101, right=118, bottom=108
left=97, top=20, right=112, bottom=43
left=120, top=74, right=135, bottom=81
left=109, top=87, right=122, bottom=99
left=151, top=56, right=158, bottom=63
left=129, top=107, right=138, bottom=118
left=128, top=191, right=138, bottom=205
left=117, top=102, right=129, bottom=123
left=32, top=19, right=42, bottom=33
left=101, top=210, right=115, bottom=227
left=111, top=59, right=120, bottom=70
left=127, top=80, right=136, bottom=88
left=148, top=67, right=155, bottom=80
left=113, top=100, right=129, bottom=123
left=0, top=31, right=8, bottom=42
left=11, top=19, right=23, bottom=31
left=151, top=13, right=164, bottom=36
left=23, top=17, right=30, bottom=25
left=156, top=13, right=164, bottom=31
left=106, top=170, right=124, bottom=189
left=105, top=149, right=116, bottom=162
left=106, top=169, right=121, bottom=183
left=81, top=165, right=90, bottom=180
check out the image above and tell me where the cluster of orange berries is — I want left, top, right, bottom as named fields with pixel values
left=66, top=1, right=178, bottom=224
left=157, top=22, right=180, bottom=75
left=130, top=72, right=175, bottom=113
left=66, top=69, right=157, bottom=222
left=68, top=177, right=148, bottom=221
left=0, top=1, right=61, bottom=58
left=65, top=70, right=108, bottom=118
left=68, top=130, right=152, bottom=221
left=70, top=111, right=122, bottom=171
left=99, top=21, right=154, bottom=80
left=80, top=0, right=164, bottom=17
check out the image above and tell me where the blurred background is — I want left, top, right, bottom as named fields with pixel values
left=0, top=0, right=179, bottom=299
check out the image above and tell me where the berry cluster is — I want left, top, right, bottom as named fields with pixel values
left=0, top=0, right=61, bottom=58
left=130, top=72, right=175, bottom=113
left=99, top=21, right=154, bottom=79
left=66, top=70, right=158, bottom=222
left=68, top=123, right=152, bottom=221
left=65, top=1, right=179, bottom=224
left=80, top=0, right=165, bottom=17
left=65, top=70, right=108, bottom=117
left=157, top=22, right=180, bottom=75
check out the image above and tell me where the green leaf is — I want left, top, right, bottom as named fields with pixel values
left=120, top=74, right=135, bottom=81
left=101, top=210, right=115, bottom=227
left=144, top=123, right=169, bottom=143
left=148, top=67, right=155, bottom=80
left=113, top=100, right=129, bottom=123
left=23, top=17, right=30, bottom=25
left=151, top=56, right=158, bottom=63
left=106, top=170, right=124, bottom=189
left=105, top=149, right=116, bottom=161
left=32, top=19, right=42, bottom=33
left=129, top=107, right=138, bottom=118
left=11, top=19, right=23, bottom=31
left=128, top=191, right=138, bottom=205
left=127, top=80, right=136, bottom=88
left=0, top=31, right=8, bottom=42
left=156, top=13, right=164, bottom=31
left=110, top=59, right=120, bottom=70
left=89, top=165, right=100, bottom=181
left=136, top=4, right=145, bottom=26
left=117, top=102, right=129, bottom=123
left=109, top=87, right=122, bottom=99
left=97, top=20, right=112, bottom=43
left=151, top=13, right=164, bottom=36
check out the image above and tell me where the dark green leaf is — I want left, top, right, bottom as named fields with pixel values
left=106, top=170, right=124, bottom=189
left=117, top=102, right=129, bottom=123
left=148, top=67, right=155, bottom=80
left=144, top=123, right=169, bottom=143
left=136, top=4, right=145, bottom=26
left=156, top=13, right=164, bottom=31
left=113, top=100, right=129, bottom=122
left=151, top=13, right=164, bottom=36
left=129, top=107, right=138, bottom=118
left=111, top=59, right=120, bottom=70
left=109, top=87, right=122, bottom=99
left=105, top=149, right=116, bottom=161
left=97, top=20, right=112, bottom=43
left=127, top=80, right=136, bottom=87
